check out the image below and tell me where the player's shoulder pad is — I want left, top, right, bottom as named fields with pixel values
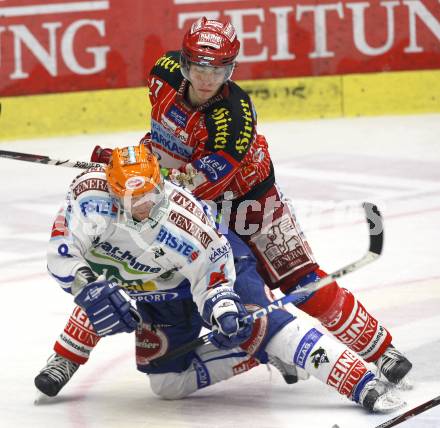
left=167, top=184, right=215, bottom=227
left=70, top=167, right=108, bottom=200
left=204, top=81, right=257, bottom=159
left=150, top=50, right=184, bottom=91
left=68, top=168, right=117, bottom=219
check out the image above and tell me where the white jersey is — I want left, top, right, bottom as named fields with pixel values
left=47, top=167, right=235, bottom=315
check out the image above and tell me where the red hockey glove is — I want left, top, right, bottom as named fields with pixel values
left=139, top=132, right=152, bottom=147
left=90, top=145, right=112, bottom=164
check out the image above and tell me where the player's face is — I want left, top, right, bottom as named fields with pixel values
left=129, top=194, right=155, bottom=221
left=188, top=64, right=228, bottom=105
left=122, top=184, right=163, bottom=222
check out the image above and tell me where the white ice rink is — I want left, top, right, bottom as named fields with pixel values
left=0, top=114, right=439, bottom=428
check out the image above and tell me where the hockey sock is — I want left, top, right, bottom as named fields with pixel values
left=294, top=269, right=392, bottom=362
left=54, top=305, right=101, bottom=364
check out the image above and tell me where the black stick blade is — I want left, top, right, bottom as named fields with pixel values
left=363, top=202, right=384, bottom=256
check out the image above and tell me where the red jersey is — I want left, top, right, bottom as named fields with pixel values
left=147, top=51, right=274, bottom=202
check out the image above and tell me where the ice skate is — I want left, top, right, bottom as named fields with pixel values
left=358, top=377, right=406, bottom=413
left=34, top=354, right=79, bottom=397
left=375, top=345, right=413, bottom=390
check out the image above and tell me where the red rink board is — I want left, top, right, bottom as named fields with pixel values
left=0, top=0, right=439, bottom=97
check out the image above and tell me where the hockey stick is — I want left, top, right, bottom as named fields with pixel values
left=0, top=149, right=102, bottom=169
left=148, top=202, right=383, bottom=368
left=374, top=395, right=440, bottom=428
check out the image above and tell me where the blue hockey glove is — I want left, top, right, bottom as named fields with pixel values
left=74, top=278, right=139, bottom=337
left=203, top=290, right=253, bottom=350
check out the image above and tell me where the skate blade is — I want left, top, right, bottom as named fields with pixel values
left=395, top=374, right=413, bottom=391
left=34, top=390, right=56, bottom=405
left=373, top=391, right=407, bottom=413
left=376, top=368, right=414, bottom=391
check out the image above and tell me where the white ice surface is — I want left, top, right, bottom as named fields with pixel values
left=0, top=114, right=439, bottom=428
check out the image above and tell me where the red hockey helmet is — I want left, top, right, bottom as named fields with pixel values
left=180, top=17, right=240, bottom=82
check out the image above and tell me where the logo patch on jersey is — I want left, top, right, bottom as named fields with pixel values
left=156, top=225, right=199, bottom=258
left=168, top=210, right=213, bottom=249
left=151, top=119, right=193, bottom=159
left=79, top=197, right=115, bottom=217
left=170, top=190, right=209, bottom=225
left=57, top=243, right=73, bottom=258
left=294, top=328, right=323, bottom=369
left=72, top=178, right=108, bottom=199
left=51, top=212, right=68, bottom=238
left=310, top=347, right=330, bottom=369
left=235, top=99, right=254, bottom=154
left=130, top=291, right=181, bottom=303
left=123, top=280, right=157, bottom=292
left=166, top=105, right=188, bottom=128
left=86, top=262, right=160, bottom=296
left=161, top=115, right=189, bottom=142
left=211, top=107, right=232, bottom=150
left=152, top=247, right=165, bottom=258
left=209, top=242, right=231, bottom=263
left=194, top=153, right=234, bottom=182
left=208, top=263, right=227, bottom=289
left=125, top=275, right=192, bottom=302
left=159, top=268, right=177, bottom=281
left=91, top=243, right=162, bottom=274
left=155, top=54, right=180, bottom=73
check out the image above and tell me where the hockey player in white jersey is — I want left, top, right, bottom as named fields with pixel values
left=37, top=144, right=404, bottom=412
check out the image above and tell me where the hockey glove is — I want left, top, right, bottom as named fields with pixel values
left=74, top=278, right=139, bottom=337
left=203, top=290, right=252, bottom=350
left=90, top=145, right=112, bottom=164
left=139, top=132, right=152, bottom=147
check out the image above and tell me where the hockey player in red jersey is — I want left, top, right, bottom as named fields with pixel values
left=35, top=17, right=412, bottom=397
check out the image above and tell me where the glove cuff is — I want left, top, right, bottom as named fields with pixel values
left=72, top=266, right=98, bottom=296
left=211, top=299, right=238, bottom=325
left=202, top=289, right=240, bottom=325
